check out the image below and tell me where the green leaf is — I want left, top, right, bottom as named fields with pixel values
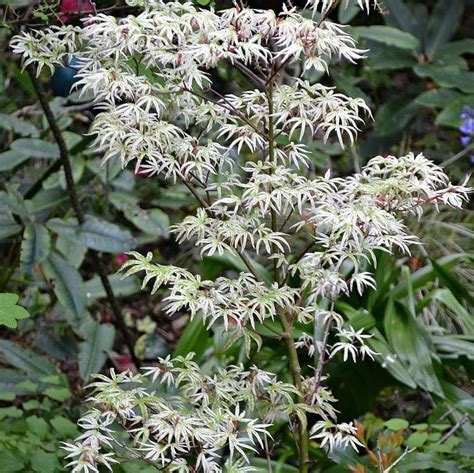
left=30, top=450, right=57, bottom=473
left=78, top=320, right=115, bottom=381
left=425, top=0, right=465, bottom=60
left=44, top=386, right=71, bottom=402
left=353, top=25, right=420, bottom=50
left=25, top=415, right=49, bottom=439
left=384, top=418, right=409, bottom=431
left=0, top=341, right=57, bottom=376
left=391, top=253, right=473, bottom=298
left=414, top=65, right=474, bottom=94
left=0, top=150, right=30, bottom=171
left=436, top=95, right=474, bottom=128
left=431, top=258, right=474, bottom=305
left=0, top=214, right=22, bottom=240
left=338, top=2, right=359, bottom=24
left=382, top=0, right=420, bottom=38
left=80, top=215, right=135, bottom=253
left=407, top=431, right=429, bottom=449
left=0, top=449, right=25, bottom=472
left=374, top=97, right=419, bottom=136
left=0, top=113, right=39, bottom=137
left=127, top=208, right=170, bottom=237
left=420, top=288, right=474, bottom=333
left=20, top=223, right=51, bottom=275
left=10, top=138, right=60, bottom=159
left=50, top=415, right=78, bottom=437
left=41, top=251, right=87, bottom=327
left=0, top=293, right=30, bottom=329
left=173, top=315, right=210, bottom=362
left=85, top=274, right=141, bottom=303
left=366, top=329, right=417, bottom=388
left=384, top=300, right=443, bottom=396
left=414, top=89, right=462, bottom=108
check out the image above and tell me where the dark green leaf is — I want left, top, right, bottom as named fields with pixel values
left=0, top=214, right=22, bottom=240
left=414, top=65, right=474, bottom=94
left=425, top=0, right=465, bottom=60
left=41, top=251, right=87, bottom=327
left=384, top=300, right=443, bottom=395
left=414, top=89, right=462, bottom=108
left=382, top=0, right=420, bottom=38
left=10, top=138, right=60, bottom=159
left=0, top=150, right=30, bottom=171
left=80, top=215, right=135, bottom=253
left=0, top=113, right=39, bottom=136
left=78, top=320, right=115, bottom=381
left=353, top=26, right=420, bottom=50
left=20, top=223, right=51, bottom=275
left=0, top=341, right=57, bottom=376
left=173, top=315, right=210, bottom=362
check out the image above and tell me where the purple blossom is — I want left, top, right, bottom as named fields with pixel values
left=459, top=107, right=474, bottom=149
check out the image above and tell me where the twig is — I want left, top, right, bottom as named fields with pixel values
left=439, top=413, right=469, bottom=444
left=27, top=66, right=140, bottom=370
left=383, top=448, right=415, bottom=473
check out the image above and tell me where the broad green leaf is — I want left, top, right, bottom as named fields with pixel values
left=44, top=386, right=71, bottom=402
left=78, top=320, right=115, bottom=381
left=127, top=208, right=170, bottom=237
left=25, top=415, right=49, bottom=439
left=436, top=95, right=474, bottom=128
left=0, top=214, right=22, bottom=240
left=20, top=223, right=51, bottom=275
left=0, top=150, right=30, bottom=171
left=41, top=251, right=87, bottom=327
left=367, top=45, right=417, bottom=70
left=85, top=274, right=141, bottom=303
left=0, top=450, right=25, bottom=472
left=0, top=113, right=39, bottom=136
left=56, top=234, right=87, bottom=268
left=366, top=329, right=417, bottom=389
left=384, top=418, right=409, bottom=431
left=50, top=415, right=78, bottom=437
left=425, top=0, right=465, bottom=60
left=436, top=39, right=474, bottom=60
left=0, top=341, right=57, bottom=376
left=414, top=64, right=474, bottom=94
left=80, top=215, right=135, bottom=253
left=173, top=315, right=210, bottom=362
left=30, top=450, right=57, bottom=473
left=353, top=25, right=420, bottom=50
left=338, top=2, right=359, bottom=24
left=374, top=97, right=419, bottom=136
left=384, top=300, right=443, bottom=396
left=414, top=89, right=462, bottom=108
left=0, top=293, right=30, bottom=329
left=382, top=0, right=420, bottom=38
left=10, top=138, right=60, bottom=159
left=406, top=431, right=429, bottom=449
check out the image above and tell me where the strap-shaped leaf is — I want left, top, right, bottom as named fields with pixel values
left=0, top=340, right=57, bottom=376
left=20, top=222, right=51, bottom=275
left=78, top=320, right=115, bottom=381
left=41, top=251, right=87, bottom=328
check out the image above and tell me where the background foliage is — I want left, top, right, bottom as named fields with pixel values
left=0, top=0, right=473, bottom=471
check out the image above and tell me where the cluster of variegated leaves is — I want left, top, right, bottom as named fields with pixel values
left=11, top=0, right=471, bottom=471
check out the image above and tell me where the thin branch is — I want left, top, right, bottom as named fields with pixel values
left=27, top=66, right=140, bottom=370
left=439, top=413, right=469, bottom=444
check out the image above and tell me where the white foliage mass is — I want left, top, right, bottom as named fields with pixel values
left=11, top=1, right=471, bottom=472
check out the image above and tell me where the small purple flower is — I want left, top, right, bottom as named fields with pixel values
left=459, top=106, right=474, bottom=148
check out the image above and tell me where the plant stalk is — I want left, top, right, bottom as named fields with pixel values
left=27, top=66, right=140, bottom=370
